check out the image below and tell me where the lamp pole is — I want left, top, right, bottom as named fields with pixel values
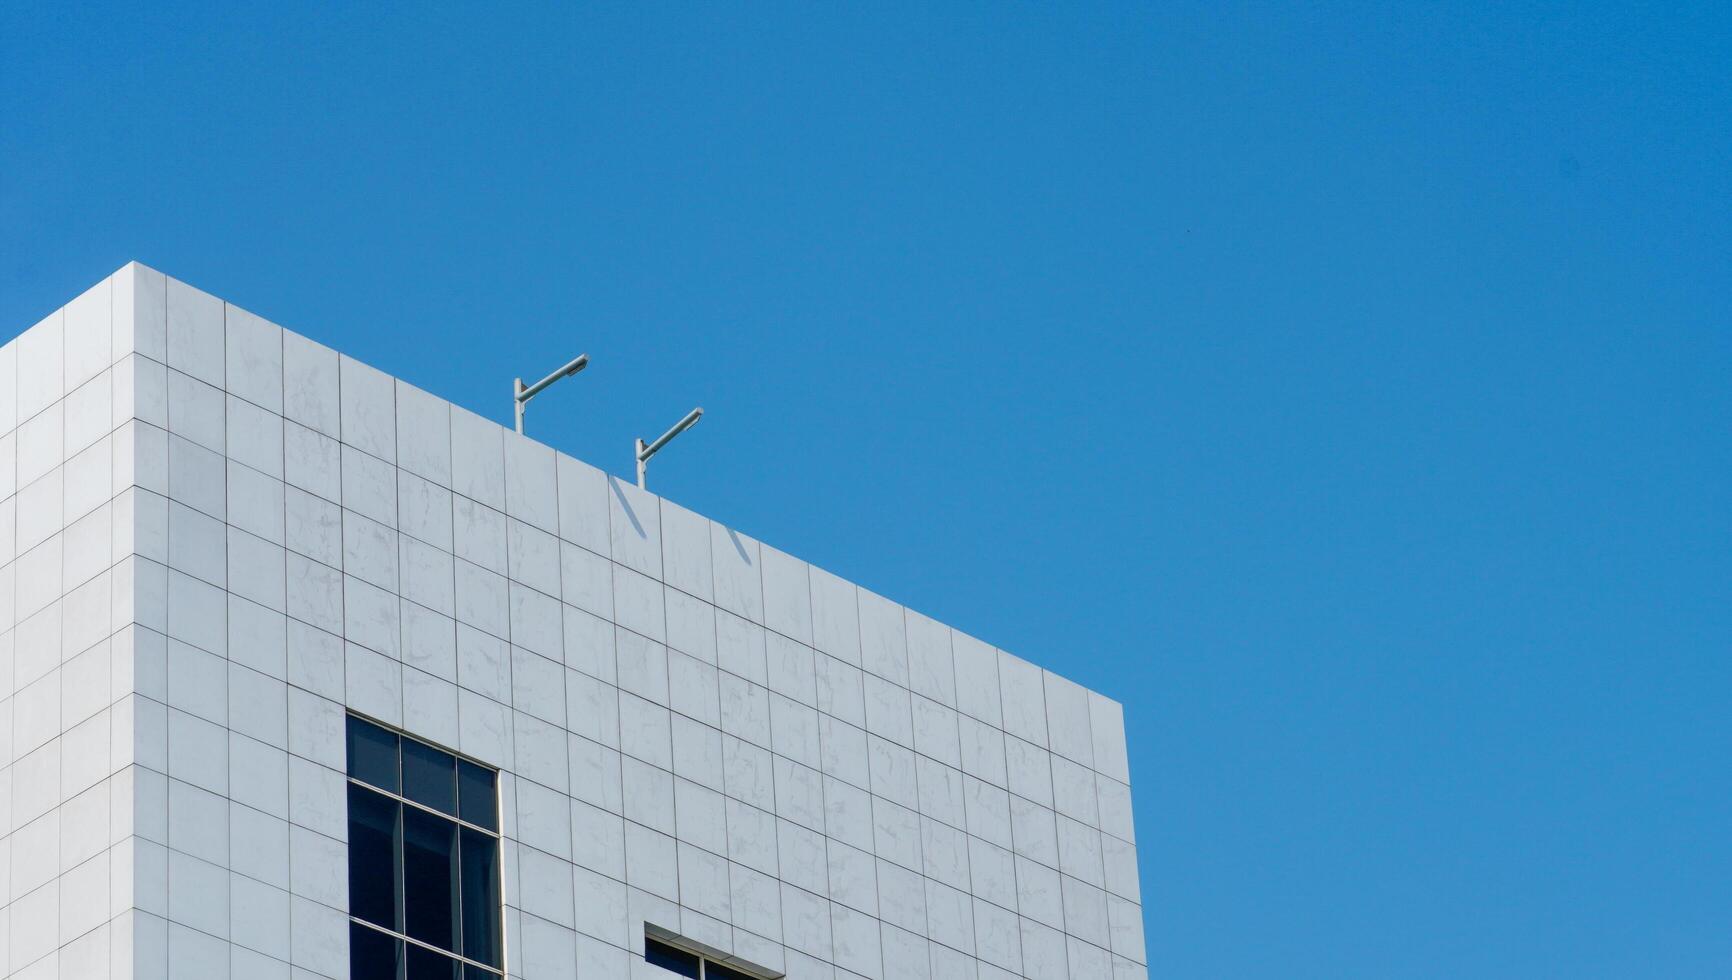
left=636, top=407, right=704, bottom=489
left=512, top=353, right=589, bottom=434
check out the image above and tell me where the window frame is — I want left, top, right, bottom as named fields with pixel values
left=644, top=934, right=781, bottom=980
left=347, top=714, right=505, bottom=980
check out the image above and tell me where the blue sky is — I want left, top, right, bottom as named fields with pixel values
left=4, top=2, right=1728, bottom=975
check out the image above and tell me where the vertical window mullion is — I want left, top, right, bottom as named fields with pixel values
left=452, top=817, right=465, bottom=964
left=395, top=801, right=406, bottom=933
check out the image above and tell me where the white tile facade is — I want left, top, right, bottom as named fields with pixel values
left=0, top=264, right=1144, bottom=980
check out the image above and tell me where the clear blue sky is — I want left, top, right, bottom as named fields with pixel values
left=4, top=3, right=1728, bottom=976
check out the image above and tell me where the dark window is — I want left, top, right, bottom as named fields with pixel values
left=645, top=938, right=702, bottom=978
left=403, top=807, right=458, bottom=951
left=458, top=759, right=497, bottom=830
left=459, top=827, right=502, bottom=964
left=347, top=784, right=402, bottom=931
left=644, top=933, right=768, bottom=980
left=347, top=716, right=502, bottom=980
left=352, top=922, right=401, bottom=979
left=348, top=716, right=400, bottom=792
left=406, top=943, right=460, bottom=980
left=403, top=738, right=458, bottom=816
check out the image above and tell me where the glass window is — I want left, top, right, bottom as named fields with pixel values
left=402, top=738, right=457, bottom=816
left=406, top=943, right=460, bottom=980
left=348, top=783, right=402, bottom=931
left=352, top=923, right=401, bottom=980
left=458, top=759, right=497, bottom=831
left=643, top=933, right=769, bottom=980
left=348, top=715, right=400, bottom=792
left=645, top=938, right=701, bottom=978
left=402, top=807, right=458, bottom=951
left=459, top=827, right=502, bottom=966
left=347, top=716, right=502, bottom=980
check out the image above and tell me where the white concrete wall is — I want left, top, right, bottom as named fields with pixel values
left=0, top=266, right=165, bottom=979
left=2, top=263, right=1145, bottom=980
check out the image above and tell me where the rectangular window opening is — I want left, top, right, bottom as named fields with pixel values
left=644, top=931, right=782, bottom=980
left=644, top=937, right=701, bottom=979
left=348, top=715, right=504, bottom=980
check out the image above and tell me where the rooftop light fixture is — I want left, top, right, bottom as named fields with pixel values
left=513, top=353, right=590, bottom=434
left=636, top=407, right=704, bottom=489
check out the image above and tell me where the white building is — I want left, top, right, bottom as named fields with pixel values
left=0, top=263, right=1145, bottom=980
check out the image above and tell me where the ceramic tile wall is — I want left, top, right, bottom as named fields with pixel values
left=0, top=263, right=1145, bottom=980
